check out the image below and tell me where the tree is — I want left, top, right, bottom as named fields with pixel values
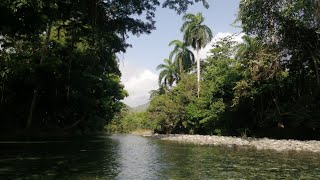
left=181, top=12, right=213, bottom=97
left=233, top=35, right=284, bottom=129
left=162, top=0, right=209, bottom=14
left=148, top=74, right=198, bottom=134
left=157, top=59, right=179, bottom=88
left=0, top=0, right=210, bottom=134
left=149, top=85, right=167, bottom=99
left=235, top=35, right=262, bottom=60
left=238, top=0, right=320, bottom=130
left=169, top=40, right=195, bottom=74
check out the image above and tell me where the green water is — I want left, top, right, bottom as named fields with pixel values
left=0, top=135, right=320, bottom=179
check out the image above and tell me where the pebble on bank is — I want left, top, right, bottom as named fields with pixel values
left=151, top=134, right=320, bottom=153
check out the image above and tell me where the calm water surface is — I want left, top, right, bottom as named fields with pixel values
left=0, top=134, right=320, bottom=179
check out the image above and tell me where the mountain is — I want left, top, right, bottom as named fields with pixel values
left=130, top=103, right=149, bottom=112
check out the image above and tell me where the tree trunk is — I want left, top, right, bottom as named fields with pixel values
left=63, top=118, right=83, bottom=131
left=178, top=58, right=183, bottom=83
left=26, top=22, right=53, bottom=129
left=179, top=58, right=183, bottom=75
left=40, top=22, right=53, bottom=64
left=312, top=55, right=320, bottom=87
left=67, top=24, right=76, bottom=102
left=67, top=59, right=72, bottom=102
left=1, top=81, right=4, bottom=104
left=260, top=95, right=263, bottom=122
left=197, top=49, right=200, bottom=98
left=26, top=90, right=38, bottom=129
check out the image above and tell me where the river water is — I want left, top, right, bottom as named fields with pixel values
left=0, top=134, right=320, bottom=179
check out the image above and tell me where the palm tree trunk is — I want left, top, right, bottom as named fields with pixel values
left=178, top=58, right=183, bottom=83
left=197, top=49, right=200, bottom=98
left=26, top=21, right=53, bottom=129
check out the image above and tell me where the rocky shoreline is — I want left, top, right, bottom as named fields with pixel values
left=151, top=134, right=320, bottom=153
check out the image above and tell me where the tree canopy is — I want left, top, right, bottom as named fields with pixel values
left=147, top=3, right=320, bottom=138
left=169, top=39, right=195, bottom=74
left=0, top=0, right=209, bottom=135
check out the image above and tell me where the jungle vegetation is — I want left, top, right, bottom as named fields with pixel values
left=0, top=0, right=209, bottom=136
left=121, top=0, right=320, bottom=139
left=2, top=0, right=320, bottom=139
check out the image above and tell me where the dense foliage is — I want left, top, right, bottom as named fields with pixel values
left=0, top=0, right=209, bottom=135
left=105, top=106, right=153, bottom=134
left=149, top=37, right=247, bottom=135
left=237, top=0, right=320, bottom=130
left=147, top=2, right=320, bottom=139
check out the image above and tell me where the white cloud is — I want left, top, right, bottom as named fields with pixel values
left=196, top=32, right=245, bottom=59
left=120, top=62, right=158, bottom=107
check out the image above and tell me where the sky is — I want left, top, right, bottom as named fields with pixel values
left=120, top=0, right=242, bottom=107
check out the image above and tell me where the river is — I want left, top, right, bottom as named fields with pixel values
left=0, top=134, right=320, bottom=179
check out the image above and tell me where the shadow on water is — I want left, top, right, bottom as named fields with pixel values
left=0, top=135, right=320, bottom=179
left=0, top=136, right=121, bottom=179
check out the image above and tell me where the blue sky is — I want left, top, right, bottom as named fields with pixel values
left=120, top=0, right=242, bottom=107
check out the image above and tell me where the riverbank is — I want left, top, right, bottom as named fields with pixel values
left=130, top=129, right=153, bottom=136
left=152, top=134, right=320, bottom=153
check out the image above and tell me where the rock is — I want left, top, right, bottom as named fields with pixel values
left=152, top=134, right=320, bottom=153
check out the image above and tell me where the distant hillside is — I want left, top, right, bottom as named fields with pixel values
left=130, top=103, right=149, bottom=112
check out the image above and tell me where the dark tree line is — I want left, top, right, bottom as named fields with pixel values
left=0, top=0, right=208, bottom=135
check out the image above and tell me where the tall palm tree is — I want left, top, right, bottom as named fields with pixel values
left=181, top=12, right=213, bottom=97
left=157, top=59, right=179, bottom=88
left=169, top=40, right=195, bottom=74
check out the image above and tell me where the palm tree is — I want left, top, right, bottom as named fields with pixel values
left=149, top=85, right=167, bottom=99
left=157, top=59, right=179, bottom=88
left=235, top=35, right=262, bottom=60
left=235, top=35, right=278, bottom=81
left=169, top=40, right=195, bottom=74
left=181, top=12, right=213, bottom=97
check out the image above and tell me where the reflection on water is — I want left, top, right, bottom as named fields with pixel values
left=111, top=135, right=162, bottom=179
left=0, top=135, right=320, bottom=179
left=158, top=141, right=320, bottom=179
